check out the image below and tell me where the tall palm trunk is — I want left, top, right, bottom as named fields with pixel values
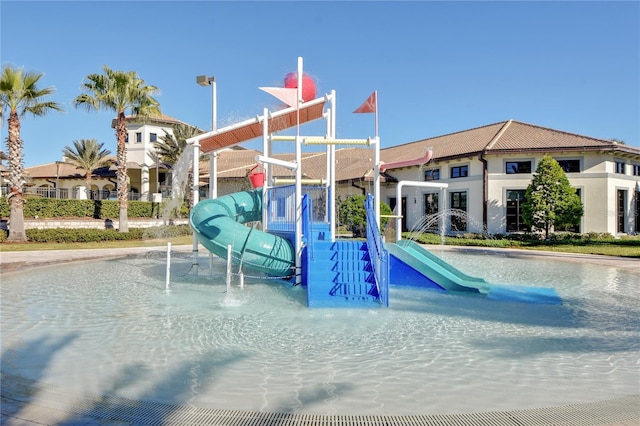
left=115, top=111, right=129, bottom=232
left=7, top=111, right=26, bottom=241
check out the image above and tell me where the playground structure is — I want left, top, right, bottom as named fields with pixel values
left=188, top=57, right=561, bottom=307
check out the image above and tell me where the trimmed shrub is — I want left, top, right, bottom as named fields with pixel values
left=0, top=197, right=187, bottom=219
left=24, top=225, right=192, bottom=243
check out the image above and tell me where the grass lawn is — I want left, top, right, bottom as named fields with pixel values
left=2, top=232, right=639, bottom=258
left=406, top=232, right=640, bottom=258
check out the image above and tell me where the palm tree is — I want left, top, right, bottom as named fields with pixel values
left=154, top=122, right=202, bottom=165
left=73, top=65, right=160, bottom=232
left=154, top=123, right=202, bottom=203
left=61, top=139, right=111, bottom=195
left=0, top=65, right=63, bottom=241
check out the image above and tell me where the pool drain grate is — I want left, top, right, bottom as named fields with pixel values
left=2, top=372, right=639, bottom=425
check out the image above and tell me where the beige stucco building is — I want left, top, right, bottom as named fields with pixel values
left=16, top=118, right=640, bottom=236
left=380, top=120, right=640, bottom=236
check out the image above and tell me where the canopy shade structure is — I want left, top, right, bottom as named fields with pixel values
left=196, top=97, right=327, bottom=154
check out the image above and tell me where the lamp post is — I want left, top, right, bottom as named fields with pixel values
left=196, top=75, right=216, bottom=132
left=196, top=75, right=218, bottom=199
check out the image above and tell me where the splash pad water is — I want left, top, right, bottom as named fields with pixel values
left=1, top=250, right=638, bottom=418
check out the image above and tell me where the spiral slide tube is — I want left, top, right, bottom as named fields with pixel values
left=189, top=189, right=295, bottom=277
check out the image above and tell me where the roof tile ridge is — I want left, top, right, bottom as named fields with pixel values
left=381, top=121, right=511, bottom=152
left=511, top=120, right=616, bottom=145
left=484, top=119, right=513, bottom=151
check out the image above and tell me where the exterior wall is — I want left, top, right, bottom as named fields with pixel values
left=125, top=121, right=175, bottom=201
left=125, top=122, right=173, bottom=166
left=485, top=152, right=640, bottom=235
left=381, top=151, right=640, bottom=236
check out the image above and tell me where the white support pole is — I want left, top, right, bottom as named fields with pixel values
left=295, top=57, right=303, bottom=285
left=209, top=78, right=218, bottom=200
left=165, top=242, right=172, bottom=290
left=325, top=106, right=331, bottom=224
left=303, top=137, right=371, bottom=145
left=191, top=142, right=200, bottom=270
left=374, top=136, right=381, bottom=232
left=209, top=151, right=217, bottom=199
left=395, top=180, right=449, bottom=242
left=329, top=90, right=337, bottom=242
left=226, top=244, right=232, bottom=293
left=255, top=155, right=298, bottom=171
left=262, top=107, right=269, bottom=228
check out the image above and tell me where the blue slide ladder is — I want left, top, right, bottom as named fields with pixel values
left=303, top=194, right=388, bottom=307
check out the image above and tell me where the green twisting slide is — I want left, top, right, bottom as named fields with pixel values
left=189, top=189, right=295, bottom=277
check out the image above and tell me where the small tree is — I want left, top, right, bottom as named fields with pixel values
left=62, top=139, right=111, bottom=192
left=522, top=155, right=584, bottom=239
left=338, top=194, right=392, bottom=237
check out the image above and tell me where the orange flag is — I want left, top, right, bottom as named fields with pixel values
left=353, top=91, right=377, bottom=113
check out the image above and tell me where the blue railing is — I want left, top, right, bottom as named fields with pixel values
left=266, top=185, right=296, bottom=233
left=302, top=193, right=314, bottom=261
left=365, top=194, right=389, bottom=307
left=266, top=185, right=327, bottom=233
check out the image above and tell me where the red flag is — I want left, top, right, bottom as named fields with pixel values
left=353, top=91, right=377, bottom=113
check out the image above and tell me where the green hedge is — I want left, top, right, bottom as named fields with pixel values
left=0, top=197, right=188, bottom=219
left=24, top=224, right=192, bottom=243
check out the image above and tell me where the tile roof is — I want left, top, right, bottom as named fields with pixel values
left=381, top=122, right=506, bottom=163
left=489, top=120, right=628, bottom=152
left=123, top=113, right=187, bottom=125
left=23, top=120, right=639, bottom=183
left=381, top=120, right=640, bottom=164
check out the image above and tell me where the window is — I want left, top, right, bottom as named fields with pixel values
left=556, top=159, right=581, bottom=173
left=505, top=161, right=532, bottom=174
left=449, top=191, right=467, bottom=231
left=135, top=132, right=143, bottom=143
left=450, top=165, right=468, bottom=179
left=424, top=168, right=440, bottom=181
left=632, top=164, right=640, bottom=176
left=615, top=161, right=625, bottom=174
left=150, top=133, right=157, bottom=142
left=617, top=189, right=627, bottom=233
left=423, top=193, right=439, bottom=230
left=506, top=190, right=529, bottom=232
left=125, top=133, right=129, bottom=143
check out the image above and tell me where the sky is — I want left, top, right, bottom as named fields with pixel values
left=1, top=1, right=639, bottom=167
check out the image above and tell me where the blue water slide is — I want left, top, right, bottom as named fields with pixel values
left=387, top=240, right=561, bottom=304
left=189, top=189, right=295, bottom=277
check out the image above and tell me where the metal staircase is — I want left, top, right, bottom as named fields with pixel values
left=305, top=240, right=381, bottom=307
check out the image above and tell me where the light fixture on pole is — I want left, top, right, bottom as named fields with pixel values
left=196, top=75, right=218, bottom=200
left=196, top=75, right=216, bottom=132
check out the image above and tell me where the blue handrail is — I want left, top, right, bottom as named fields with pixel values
left=302, top=194, right=314, bottom=261
left=365, top=194, right=389, bottom=306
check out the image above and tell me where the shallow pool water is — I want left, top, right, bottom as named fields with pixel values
left=1, top=249, right=638, bottom=415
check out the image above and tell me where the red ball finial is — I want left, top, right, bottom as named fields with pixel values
left=284, top=72, right=316, bottom=102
